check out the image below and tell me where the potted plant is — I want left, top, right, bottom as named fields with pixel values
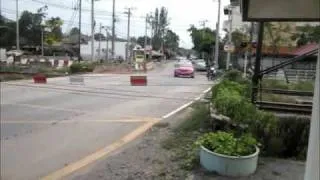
left=196, top=131, right=260, bottom=177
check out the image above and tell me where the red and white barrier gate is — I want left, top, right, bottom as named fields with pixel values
left=33, top=73, right=47, bottom=84
left=130, top=75, right=147, bottom=86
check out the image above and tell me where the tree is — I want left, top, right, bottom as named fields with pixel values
left=291, top=25, right=320, bottom=47
left=94, top=33, right=106, bottom=41
left=69, top=27, right=80, bottom=36
left=188, top=25, right=216, bottom=56
left=149, top=7, right=169, bottom=50
left=136, top=36, right=151, bottom=47
left=164, top=29, right=179, bottom=51
left=45, top=17, right=63, bottom=46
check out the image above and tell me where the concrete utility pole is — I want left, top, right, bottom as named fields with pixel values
left=16, top=0, right=20, bottom=50
left=91, top=0, right=95, bottom=61
left=144, top=14, right=149, bottom=48
left=41, top=27, right=44, bottom=56
left=98, top=23, right=102, bottom=60
left=199, top=20, right=208, bottom=60
left=111, top=0, right=115, bottom=59
left=144, top=14, right=149, bottom=60
left=304, top=42, right=320, bottom=180
left=102, top=26, right=109, bottom=61
left=226, top=6, right=233, bottom=70
left=214, top=0, right=221, bottom=69
left=124, top=8, right=132, bottom=62
left=78, top=0, right=82, bottom=61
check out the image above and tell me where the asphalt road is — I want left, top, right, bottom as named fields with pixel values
left=0, top=61, right=213, bottom=180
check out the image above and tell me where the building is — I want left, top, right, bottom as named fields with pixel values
left=80, top=40, right=127, bottom=61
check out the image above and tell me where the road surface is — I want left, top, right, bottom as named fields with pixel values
left=0, top=61, right=212, bottom=180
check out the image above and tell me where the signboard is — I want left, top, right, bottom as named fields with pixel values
left=242, top=0, right=320, bottom=21
left=224, top=44, right=235, bottom=53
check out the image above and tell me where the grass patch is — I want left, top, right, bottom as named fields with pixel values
left=262, top=79, right=314, bottom=91
left=161, top=103, right=211, bottom=170
left=259, top=93, right=297, bottom=103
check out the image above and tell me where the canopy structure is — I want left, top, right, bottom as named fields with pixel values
left=241, top=0, right=320, bottom=21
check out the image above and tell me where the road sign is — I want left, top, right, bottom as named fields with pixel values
left=224, top=44, right=235, bottom=53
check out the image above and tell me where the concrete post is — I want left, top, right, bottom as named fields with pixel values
left=304, top=43, right=320, bottom=180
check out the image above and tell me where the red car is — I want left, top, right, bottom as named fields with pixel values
left=174, top=62, right=195, bottom=78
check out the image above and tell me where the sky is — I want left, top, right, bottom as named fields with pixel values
left=1, top=0, right=231, bottom=49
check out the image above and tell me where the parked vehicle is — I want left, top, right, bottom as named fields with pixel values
left=174, top=62, right=195, bottom=78
left=193, top=59, right=206, bottom=71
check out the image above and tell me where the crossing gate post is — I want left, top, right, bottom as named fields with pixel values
left=69, top=76, right=85, bottom=85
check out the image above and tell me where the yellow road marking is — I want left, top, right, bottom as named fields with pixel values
left=41, top=118, right=160, bottom=180
left=2, top=103, right=88, bottom=113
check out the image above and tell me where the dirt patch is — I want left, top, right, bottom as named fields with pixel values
left=93, top=64, right=133, bottom=74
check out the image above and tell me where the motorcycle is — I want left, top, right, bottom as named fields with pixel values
left=207, top=66, right=216, bottom=80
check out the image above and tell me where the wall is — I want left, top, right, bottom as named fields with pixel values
left=80, top=41, right=127, bottom=61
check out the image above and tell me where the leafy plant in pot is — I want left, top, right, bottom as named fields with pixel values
left=196, top=131, right=260, bottom=177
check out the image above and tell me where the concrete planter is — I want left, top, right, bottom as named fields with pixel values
left=200, top=145, right=259, bottom=177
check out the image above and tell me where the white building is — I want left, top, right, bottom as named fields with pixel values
left=80, top=40, right=127, bottom=61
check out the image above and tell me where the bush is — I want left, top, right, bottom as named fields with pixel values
left=69, top=62, right=96, bottom=74
left=196, top=132, right=258, bottom=156
left=211, top=77, right=310, bottom=159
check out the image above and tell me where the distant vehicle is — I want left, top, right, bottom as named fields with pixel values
left=193, top=59, right=206, bottom=71
left=174, top=61, right=195, bottom=78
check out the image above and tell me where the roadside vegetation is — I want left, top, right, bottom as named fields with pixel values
left=161, top=70, right=311, bottom=176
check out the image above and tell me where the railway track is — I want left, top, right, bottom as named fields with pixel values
left=255, top=101, right=313, bottom=115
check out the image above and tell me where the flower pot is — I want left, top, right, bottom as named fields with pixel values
left=200, top=145, right=259, bottom=177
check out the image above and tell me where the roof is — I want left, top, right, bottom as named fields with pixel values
left=289, top=43, right=319, bottom=56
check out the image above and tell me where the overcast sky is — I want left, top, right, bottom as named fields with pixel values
left=2, top=0, right=231, bottom=49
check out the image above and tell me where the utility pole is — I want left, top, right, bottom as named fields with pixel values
left=16, top=0, right=20, bottom=50
left=226, top=6, right=233, bottom=70
left=102, top=26, right=109, bottom=61
left=78, top=0, right=82, bottom=62
left=98, top=23, right=102, bottom=61
left=111, top=0, right=115, bottom=60
left=199, top=20, right=208, bottom=60
left=91, top=0, right=95, bottom=61
left=144, top=14, right=148, bottom=48
left=149, top=13, right=153, bottom=49
left=41, top=27, right=44, bottom=56
left=124, top=8, right=132, bottom=62
left=214, top=0, right=221, bottom=69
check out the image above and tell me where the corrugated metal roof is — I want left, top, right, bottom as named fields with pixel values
left=290, top=43, right=319, bottom=56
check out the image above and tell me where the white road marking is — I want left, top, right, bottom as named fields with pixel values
left=162, top=86, right=212, bottom=119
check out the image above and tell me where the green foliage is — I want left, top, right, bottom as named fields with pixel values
left=289, top=81, right=314, bottom=91
left=292, top=25, right=320, bottom=46
left=261, top=79, right=289, bottom=90
left=45, top=17, right=63, bottom=45
left=262, top=79, right=314, bottom=91
left=188, top=25, right=216, bottom=55
left=69, top=62, right=96, bottom=74
left=196, top=132, right=258, bottom=156
left=211, top=77, right=310, bottom=159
